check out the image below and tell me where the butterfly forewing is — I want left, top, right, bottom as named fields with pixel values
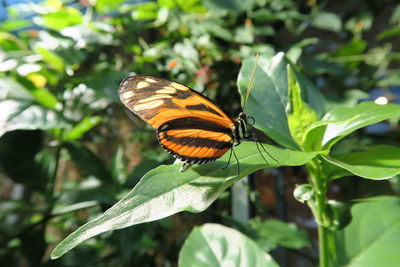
left=119, top=75, right=236, bottom=165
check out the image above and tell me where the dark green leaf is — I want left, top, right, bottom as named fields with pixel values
left=179, top=223, right=279, bottom=267
left=249, top=218, right=311, bottom=251
left=377, top=26, right=400, bottom=40
left=63, top=142, right=113, bottom=183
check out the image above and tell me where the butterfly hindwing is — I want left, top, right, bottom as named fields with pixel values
left=119, top=75, right=235, bottom=165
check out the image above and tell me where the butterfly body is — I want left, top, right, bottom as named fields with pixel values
left=119, top=75, right=250, bottom=171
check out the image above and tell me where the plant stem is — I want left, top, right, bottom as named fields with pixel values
left=307, top=159, right=330, bottom=267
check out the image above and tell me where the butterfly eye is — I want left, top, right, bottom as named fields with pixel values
left=239, top=112, right=248, bottom=120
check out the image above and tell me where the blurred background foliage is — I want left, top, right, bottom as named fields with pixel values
left=0, top=0, right=399, bottom=266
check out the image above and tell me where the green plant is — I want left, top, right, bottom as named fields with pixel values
left=1, top=0, right=400, bottom=266
left=50, top=53, right=400, bottom=266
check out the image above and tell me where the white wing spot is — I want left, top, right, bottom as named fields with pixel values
left=156, top=87, right=176, bottom=94
left=137, top=95, right=172, bottom=103
left=171, top=82, right=188, bottom=91
left=133, top=100, right=164, bottom=111
left=122, top=91, right=135, bottom=99
left=136, top=81, right=149, bottom=89
left=145, top=77, right=157, bottom=83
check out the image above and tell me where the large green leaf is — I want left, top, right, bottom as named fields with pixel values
left=51, top=142, right=320, bottom=258
left=335, top=196, right=400, bottom=267
left=178, top=224, right=279, bottom=267
left=0, top=100, right=67, bottom=137
left=303, top=102, right=400, bottom=151
left=322, top=145, right=400, bottom=180
left=237, top=53, right=327, bottom=150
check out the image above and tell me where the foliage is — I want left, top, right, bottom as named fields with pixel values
left=1, top=0, right=399, bottom=266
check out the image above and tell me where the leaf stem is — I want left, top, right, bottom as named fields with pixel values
left=307, top=158, right=331, bottom=267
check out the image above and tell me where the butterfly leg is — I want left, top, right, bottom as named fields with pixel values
left=180, top=162, right=192, bottom=172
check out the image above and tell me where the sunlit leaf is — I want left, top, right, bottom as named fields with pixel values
left=36, top=47, right=65, bottom=72
left=0, top=100, right=67, bottom=137
left=322, top=145, right=400, bottom=180
left=286, top=65, right=317, bottom=146
left=303, top=102, right=400, bottom=151
left=50, top=143, right=320, bottom=258
left=179, top=224, right=279, bottom=267
left=321, top=102, right=400, bottom=149
left=62, top=116, right=102, bottom=141
left=39, top=7, right=83, bottom=30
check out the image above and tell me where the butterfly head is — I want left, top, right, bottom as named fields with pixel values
left=234, top=112, right=255, bottom=143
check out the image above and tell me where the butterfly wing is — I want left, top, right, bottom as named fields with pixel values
left=119, top=75, right=235, bottom=165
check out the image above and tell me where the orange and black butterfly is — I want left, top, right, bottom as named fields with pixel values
left=118, top=74, right=259, bottom=172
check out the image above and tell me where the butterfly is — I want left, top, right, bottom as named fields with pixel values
left=119, top=56, right=275, bottom=172
left=119, top=74, right=257, bottom=172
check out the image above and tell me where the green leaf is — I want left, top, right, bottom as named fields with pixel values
left=286, top=65, right=317, bottom=147
left=303, top=102, right=400, bottom=150
left=0, top=100, right=67, bottom=137
left=50, top=142, right=320, bottom=258
left=312, top=12, right=342, bottom=33
left=63, top=116, right=102, bottom=141
left=322, top=102, right=400, bottom=149
left=95, top=0, right=126, bottom=13
left=39, top=7, right=83, bottom=30
left=322, top=145, right=400, bottom=180
left=238, top=53, right=327, bottom=149
left=377, top=26, right=400, bottom=40
left=249, top=218, right=311, bottom=251
left=178, top=224, right=279, bottom=267
left=132, top=2, right=158, bottom=20
left=36, top=47, right=65, bottom=72
left=335, top=196, right=400, bottom=267
left=204, top=0, right=253, bottom=12
left=0, top=19, right=31, bottom=31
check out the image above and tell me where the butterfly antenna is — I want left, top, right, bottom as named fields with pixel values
left=243, top=53, right=260, bottom=111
